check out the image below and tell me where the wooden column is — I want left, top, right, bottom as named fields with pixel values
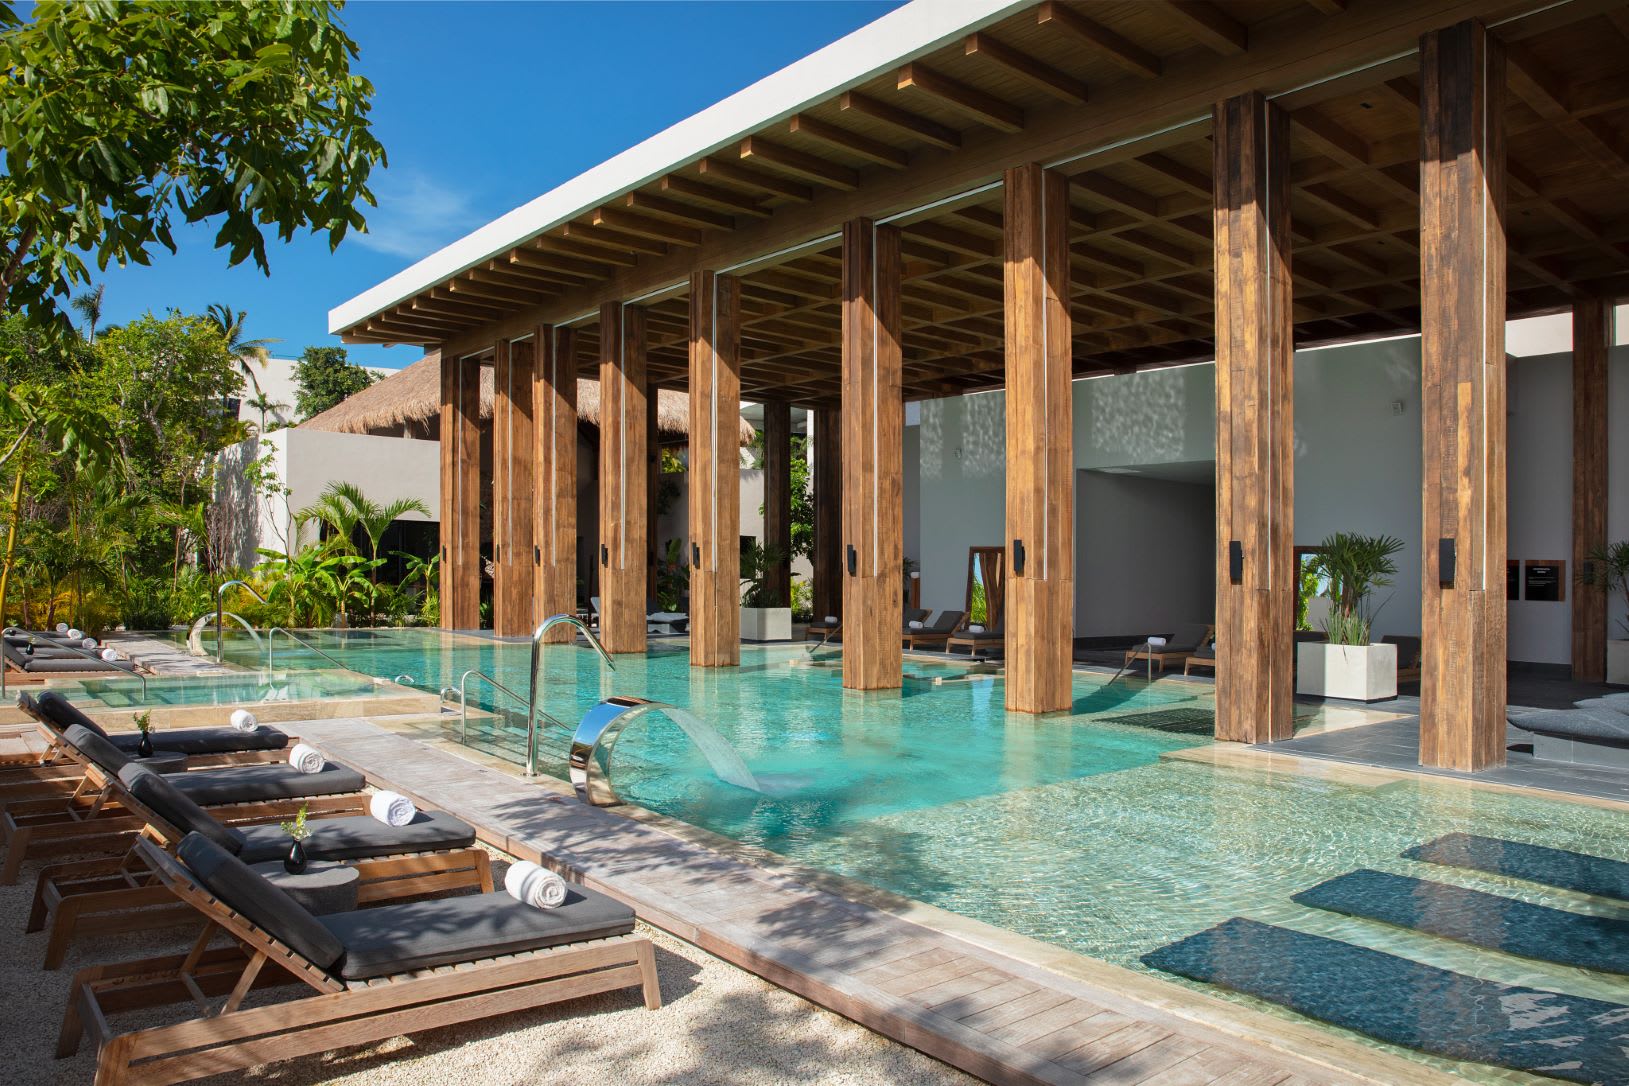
left=688, top=270, right=742, bottom=666
left=1419, top=19, right=1507, bottom=772
left=492, top=337, right=536, bottom=636
left=535, top=326, right=578, bottom=642
left=438, top=351, right=482, bottom=630
left=762, top=400, right=793, bottom=608
left=647, top=386, right=661, bottom=604
left=1213, top=91, right=1294, bottom=744
left=598, top=302, right=648, bottom=654
left=1003, top=163, right=1074, bottom=714
left=1571, top=298, right=1609, bottom=681
left=840, top=218, right=903, bottom=690
left=811, top=407, right=842, bottom=626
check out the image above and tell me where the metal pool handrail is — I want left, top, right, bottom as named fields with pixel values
left=526, top=615, right=614, bottom=778
left=265, top=627, right=350, bottom=672
left=189, top=611, right=263, bottom=660
left=215, top=581, right=268, bottom=662
left=444, top=667, right=571, bottom=746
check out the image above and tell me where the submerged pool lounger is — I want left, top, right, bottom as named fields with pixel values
left=1142, top=916, right=1629, bottom=1085
left=1293, top=868, right=1629, bottom=976
left=1404, top=832, right=1629, bottom=903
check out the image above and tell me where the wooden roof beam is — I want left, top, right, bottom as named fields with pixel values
left=561, top=220, right=669, bottom=257
left=1156, top=2, right=1247, bottom=56
left=788, top=114, right=910, bottom=169
left=536, top=232, right=640, bottom=267
left=1507, top=41, right=1629, bottom=180
left=446, top=277, right=546, bottom=306
left=1304, top=0, right=1346, bottom=12
left=837, top=91, right=961, bottom=151
left=896, top=62, right=1024, bottom=134
left=738, top=136, right=860, bottom=190
left=590, top=206, right=705, bottom=246
left=480, top=260, right=578, bottom=290
left=509, top=248, right=613, bottom=279
left=963, top=32, right=1088, bottom=106
left=657, top=174, right=771, bottom=218
left=621, top=191, right=736, bottom=230
left=696, top=156, right=814, bottom=202
left=1035, top=2, right=1160, bottom=79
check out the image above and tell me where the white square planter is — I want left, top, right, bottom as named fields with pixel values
left=1608, top=640, right=1629, bottom=685
left=1296, top=642, right=1397, bottom=702
left=740, top=606, right=792, bottom=642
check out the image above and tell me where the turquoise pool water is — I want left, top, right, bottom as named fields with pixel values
left=192, top=628, right=1629, bottom=1082
left=65, top=669, right=390, bottom=708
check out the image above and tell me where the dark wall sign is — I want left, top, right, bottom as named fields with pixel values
left=1524, top=560, right=1566, bottom=603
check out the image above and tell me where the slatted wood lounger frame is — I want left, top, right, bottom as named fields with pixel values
left=28, top=781, right=494, bottom=970
left=59, top=838, right=660, bottom=1086
left=1124, top=625, right=1215, bottom=676
left=2, top=749, right=367, bottom=884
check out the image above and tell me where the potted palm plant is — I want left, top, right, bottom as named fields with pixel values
left=739, top=541, right=791, bottom=641
left=1582, top=541, right=1629, bottom=684
left=1296, top=532, right=1404, bottom=701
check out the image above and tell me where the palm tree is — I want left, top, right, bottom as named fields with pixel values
left=205, top=303, right=279, bottom=399
left=245, top=391, right=289, bottom=431
left=70, top=284, right=105, bottom=343
left=299, top=482, right=428, bottom=623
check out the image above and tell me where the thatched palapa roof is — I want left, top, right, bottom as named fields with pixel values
left=300, top=352, right=755, bottom=445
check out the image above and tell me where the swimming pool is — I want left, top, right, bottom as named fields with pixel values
left=63, top=668, right=395, bottom=709
left=191, top=628, right=1629, bottom=1082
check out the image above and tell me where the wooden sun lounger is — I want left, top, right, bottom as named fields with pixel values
left=58, top=837, right=659, bottom=1086
left=903, top=610, right=966, bottom=650
left=27, top=769, right=491, bottom=970
left=1124, top=624, right=1213, bottom=675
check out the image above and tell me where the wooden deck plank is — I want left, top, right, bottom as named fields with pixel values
left=283, top=718, right=1446, bottom=1086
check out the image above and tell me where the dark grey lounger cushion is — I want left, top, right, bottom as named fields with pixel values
left=7, top=650, right=129, bottom=673
left=109, top=725, right=289, bottom=755
left=957, top=628, right=1004, bottom=641
left=1576, top=695, right=1629, bottom=717
left=1167, top=623, right=1211, bottom=653
left=117, top=764, right=247, bottom=854
left=62, top=723, right=130, bottom=774
left=176, top=832, right=344, bottom=971
left=1508, top=707, right=1629, bottom=748
left=30, top=691, right=110, bottom=737
left=320, top=885, right=636, bottom=980
left=236, top=811, right=476, bottom=864
left=170, top=762, right=365, bottom=806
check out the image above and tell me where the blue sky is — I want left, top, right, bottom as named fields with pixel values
left=90, top=1, right=901, bottom=369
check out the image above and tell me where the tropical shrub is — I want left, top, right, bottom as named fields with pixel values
left=1310, top=532, right=1403, bottom=646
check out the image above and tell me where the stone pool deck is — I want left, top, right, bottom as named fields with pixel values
left=291, top=715, right=1447, bottom=1086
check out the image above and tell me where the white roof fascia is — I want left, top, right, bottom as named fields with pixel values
left=328, top=0, right=1034, bottom=335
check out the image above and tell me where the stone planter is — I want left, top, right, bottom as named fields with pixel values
left=741, top=606, right=792, bottom=642
left=1608, top=639, right=1629, bottom=685
left=1296, top=641, right=1397, bottom=702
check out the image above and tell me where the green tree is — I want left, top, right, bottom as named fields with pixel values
left=293, top=346, right=375, bottom=418
left=298, top=480, right=425, bottom=622
left=70, top=284, right=105, bottom=343
left=753, top=433, right=813, bottom=560
left=205, top=303, right=278, bottom=399
left=0, top=1, right=385, bottom=328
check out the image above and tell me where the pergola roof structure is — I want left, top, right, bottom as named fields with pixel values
left=331, top=0, right=1629, bottom=406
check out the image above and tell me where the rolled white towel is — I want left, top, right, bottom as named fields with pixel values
left=824, top=615, right=838, bottom=625
left=1146, top=636, right=1168, bottom=648
left=55, top=622, right=69, bottom=634
left=99, top=648, right=119, bottom=663
left=228, top=708, right=259, bottom=732
left=907, top=620, right=924, bottom=629
left=67, top=628, right=83, bottom=641
left=288, top=743, right=326, bottom=774
left=369, top=790, right=417, bottom=827
left=81, top=637, right=97, bottom=650
left=968, top=624, right=985, bottom=634
left=504, top=860, right=568, bottom=909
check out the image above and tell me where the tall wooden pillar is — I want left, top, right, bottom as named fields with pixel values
left=1003, top=163, right=1074, bottom=714
left=493, top=337, right=536, bottom=636
left=840, top=218, right=903, bottom=690
left=535, top=326, right=578, bottom=642
left=1213, top=91, right=1294, bottom=744
left=811, top=408, right=842, bottom=625
left=1571, top=298, right=1609, bottom=681
left=1419, top=20, right=1506, bottom=771
left=439, top=351, right=481, bottom=630
left=688, top=270, right=742, bottom=666
left=647, top=385, right=661, bottom=604
left=598, top=301, right=648, bottom=654
left=762, top=401, right=793, bottom=608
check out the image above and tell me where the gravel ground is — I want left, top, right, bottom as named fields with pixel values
left=1, top=845, right=974, bottom=1086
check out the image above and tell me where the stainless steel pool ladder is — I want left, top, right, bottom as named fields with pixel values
left=443, top=668, right=571, bottom=748
left=265, top=627, right=350, bottom=672
left=215, top=581, right=268, bottom=663
left=525, top=615, right=615, bottom=778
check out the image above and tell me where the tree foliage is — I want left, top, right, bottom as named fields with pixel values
left=293, top=345, right=374, bottom=418
left=0, top=0, right=385, bottom=328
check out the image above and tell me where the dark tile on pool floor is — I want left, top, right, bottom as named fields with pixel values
left=1406, top=833, right=1629, bottom=902
left=1142, top=916, right=1629, bottom=1085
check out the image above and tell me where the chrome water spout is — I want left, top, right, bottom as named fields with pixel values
left=526, top=615, right=614, bottom=777
left=569, top=696, right=759, bottom=806
left=215, top=580, right=268, bottom=663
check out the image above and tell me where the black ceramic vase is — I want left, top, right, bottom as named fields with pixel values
left=137, top=730, right=154, bottom=758
left=284, top=838, right=308, bottom=875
